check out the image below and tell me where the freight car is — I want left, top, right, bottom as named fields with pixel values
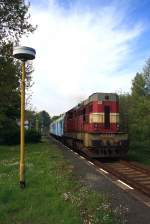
left=50, top=93, right=128, bottom=158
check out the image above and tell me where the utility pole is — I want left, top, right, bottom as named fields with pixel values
left=13, top=46, right=36, bottom=188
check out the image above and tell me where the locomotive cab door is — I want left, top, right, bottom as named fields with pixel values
left=104, top=106, right=110, bottom=128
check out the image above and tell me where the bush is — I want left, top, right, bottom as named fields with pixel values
left=25, top=130, right=41, bottom=143
left=0, top=122, right=20, bottom=145
left=0, top=123, right=41, bottom=145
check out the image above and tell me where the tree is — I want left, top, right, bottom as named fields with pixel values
left=0, top=0, right=35, bottom=102
left=38, top=111, right=51, bottom=135
left=143, top=58, right=150, bottom=95
left=131, top=72, right=146, bottom=97
left=129, top=59, right=150, bottom=150
left=0, top=0, right=36, bottom=144
left=119, top=93, right=131, bottom=131
left=119, top=57, right=150, bottom=158
left=25, top=109, right=36, bottom=129
left=0, top=55, right=20, bottom=143
left=0, top=0, right=35, bottom=48
left=131, top=59, right=150, bottom=97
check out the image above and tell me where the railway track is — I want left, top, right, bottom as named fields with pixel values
left=50, top=136, right=150, bottom=198
left=76, top=146, right=150, bottom=197
left=93, top=159, right=150, bottom=197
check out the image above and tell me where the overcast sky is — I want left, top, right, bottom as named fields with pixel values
left=21, top=0, right=150, bottom=116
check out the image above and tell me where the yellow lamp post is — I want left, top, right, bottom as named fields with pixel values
left=13, top=46, right=36, bottom=188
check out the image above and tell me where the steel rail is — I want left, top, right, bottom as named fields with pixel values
left=50, top=136, right=150, bottom=197
left=94, top=160, right=150, bottom=197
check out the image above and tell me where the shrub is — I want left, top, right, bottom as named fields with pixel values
left=0, top=123, right=41, bottom=145
left=0, top=122, right=20, bottom=145
left=25, top=129, right=41, bottom=143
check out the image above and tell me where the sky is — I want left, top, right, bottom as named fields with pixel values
left=21, top=0, right=150, bottom=116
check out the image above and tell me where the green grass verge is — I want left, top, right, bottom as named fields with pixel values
left=128, top=141, right=150, bottom=166
left=0, top=140, right=123, bottom=224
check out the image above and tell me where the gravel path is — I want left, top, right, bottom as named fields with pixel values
left=49, top=137, right=150, bottom=224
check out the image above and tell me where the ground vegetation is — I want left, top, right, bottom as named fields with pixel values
left=0, top=139, right=124, bottom=224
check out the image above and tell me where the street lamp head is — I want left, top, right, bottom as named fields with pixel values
left=13, top=46, right=36, bottom=61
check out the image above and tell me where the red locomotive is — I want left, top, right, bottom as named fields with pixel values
left=51, top=92, right=128, bottom=158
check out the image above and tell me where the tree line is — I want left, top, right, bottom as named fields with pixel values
left=0, top=1, right=51, bottom=144
left=119, top=59, right=150, bottom=157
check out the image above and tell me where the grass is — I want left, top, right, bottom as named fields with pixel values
left=0, top=139, right=123, bottom=224
left=128, top=141, right=150, bottom=166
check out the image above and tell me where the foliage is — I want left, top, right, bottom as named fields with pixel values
left=0, top=57, right=34, bottom=144
left=0, top=0, right=36, bottom=47
left=0, top=56, right=20, bottom=121
left=39, top=110, right=51, bottom=128
left=119, top=57, right=150, bottom=164
left=0, top=0, right=35, bottom=145
left=36, top=111, right=51, bottom=135
left=25, top=110, right=36, bottom=129
left=128, top=141, right=150, bottom=165
left=131, top=72, right=146, bottom=97
left=0, top=56, right=20, bottom=145
left=0, top=125, right=41, bottom=145
left=129, top=96, right=150, bottom=141
left=0, top=122, right=20, bottom=145
left=143, top=58, right=150, bottom=95
left=25, top=129, right=41, bottom=143
left=119, top=93, right=130, bottom=131
left=130, top=59, right=150, bottom=145
left=22, top=110, right=51, bottom=137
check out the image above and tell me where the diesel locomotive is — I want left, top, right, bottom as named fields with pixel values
left=50, top=93, right=128, bottom=158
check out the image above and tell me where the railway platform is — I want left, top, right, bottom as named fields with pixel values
left=50, top=137, right=150, bottom=224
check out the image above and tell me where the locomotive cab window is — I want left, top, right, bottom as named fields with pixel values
left=104, top=106, right=110, bottom=128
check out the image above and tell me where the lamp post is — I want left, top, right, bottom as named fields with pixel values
left=13, top=46, right=36, bottom=188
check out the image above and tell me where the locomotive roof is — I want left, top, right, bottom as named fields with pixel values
left=88, top=92, right=118, bottom=102
left=67, top=92, right=118, bottom=112
left=83, top=92, right=118, bottom=105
